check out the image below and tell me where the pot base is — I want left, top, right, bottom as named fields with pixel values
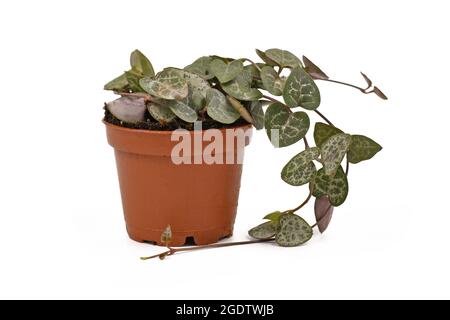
left=127, top=225, right=233, bottom=246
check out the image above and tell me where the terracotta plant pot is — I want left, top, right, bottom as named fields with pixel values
left=104, top=121, right=252, bottom=246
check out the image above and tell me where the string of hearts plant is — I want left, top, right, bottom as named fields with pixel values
left=103, top=49, right=387, bottom=260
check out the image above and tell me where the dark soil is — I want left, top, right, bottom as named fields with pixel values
left=103, top=107, right=249, bottom=131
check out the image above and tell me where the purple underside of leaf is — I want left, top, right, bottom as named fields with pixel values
left=314, top=196, right=334, bottom=233
left=106, top=96, right=147, bottom=123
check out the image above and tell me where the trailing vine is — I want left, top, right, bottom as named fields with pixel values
left=103, top=48, right=387, bottom=259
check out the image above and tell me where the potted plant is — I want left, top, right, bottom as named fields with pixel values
left=103, top=49, right=387, bottom=257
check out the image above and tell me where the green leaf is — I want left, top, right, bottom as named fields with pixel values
left=255, top=49, right=277, bottom=66
left=183, top=70, right=211, bottom=111
left=125, top=70, right=144, bottom=92
left=147, top=103, right=176, bottom=124
left=249, top=101, right=264, bottom=130
left=321, top=133, right=352, bottom=176
left=264, top=103, right=310, bottom=148
left=260, top=66, right=285, bottom=96
left=311, top=166, right=348, bottom=206
left=227, top=96, right=253, bottom=124
left=106, top=96, right=146, bottom=123
left=347, top=135, right=382, bottom=164
left=283, top=67, right=321, bottom=110
left=210, top=59, right=243, bottom=83
left=104, top=73, right=128, bottom=91
left=184, top=56, right=214, bottom=80
left=281, top=147, right=320, bottom=186
left=222, top=72, right=262, bottom=101
left=206, top=88, right=240, bottom=124
left=314, top=196, right=334, bottom=233
left=265, top=49, right=302, bottom=68
left=275, top=214, right=313, bottom=247
left=167, top=100, right=198, bottom=123
left=248, top=221, right=277, bottom=239
left=313, top=122, right=344, bottom=148
left=130, top=49, right=155, bottom=76
left=302, top=56, right=329, bottom=80
left=139, top=68, right=188, bottom=100
left=263, top=211, right=284, bottom=223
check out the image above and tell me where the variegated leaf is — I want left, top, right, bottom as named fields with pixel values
left=167, top=100, right=198, bottom=123
left=147, top=103, right=176, bottom=123
left=249, top=101, right=264, bottom=130
left=321, top=133, right=352, bottom=176
left=281, top=147, right=320, bottom=186
left=125, top=70, right=143, bottom=92
left=347, top=135, right=382, bottom=164
left=265, top=103, right=310, bottom=148
left=260, top=66, right=285, bottom=96
left=139, top=68, right=188, bottom=100
left=248, top=221, right=277, bottom=239
left=313, top=122, right=344, bottom=148
left=184, top=56, right=214, bottom=80
left=311, top=166, right=348, bottom=206
left=106, top=96, right=146, bottom=123
left=130, top=49, right=155, bottom=76
left=265, top=48, right=302, bottom=68
left=255, top=49, right=277, bottom=66
left=222, top=72, right=262, bottom=101
left=104, top=73, right=128, bottom=91
left=210, top=59, right=243, bottom=83
left=206, top=88, right=240, bottom=124
left=275, top=214, right=313, bottom=247
left=283, top=67, right=321, bottom=110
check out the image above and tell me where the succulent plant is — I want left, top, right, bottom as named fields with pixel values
left=104, top=48, right=387, bottom=256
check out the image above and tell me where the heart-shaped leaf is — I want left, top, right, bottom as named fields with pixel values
left=227, top=96, right=253, bottom=124
left=321, top=133, right=352, bottom=176
left=311, top=166, right=348, bottom=206
left=314, top=196, right=334, bottom=233
left=125, top=70, right=144, bottom=92
left=106, top=96, right=147, bottom=123
left=249, top=101, right=264, bottom=130
left=265, top=49, right=302, bottom=68
left=139, top=68, right=188, bottom=100
left=167, top=100, right=198, bottom=123
left=206, top=88, right=240, bottom=124
left=130, top=49, right=155, bottom=76
left=210, top=59, right=243, bottom=83
left=222, top=72, right=262, bottom=101
left=255, top=49, right=277, bottom=66
left=147, top=103, right=176, bottom=124
left=373, top=86, right=388, bottom=100
left=248, top=221, right=277, bottom=239
left=265, top=103, right=310, bottom=148
left=260, top=66, right=285, bottom=96
left=275, top=214, right=313, bottom=247
left=184, top=56, right=214, bottom=80
left=347, top=135, right=382, bottom=164
left=281, top=147, right=320, bottom=186
left=104, top=73, right=128, bottom=91
left=283, top=67, right=321, bottom=110
left=313, top=122, right=344, bottom=148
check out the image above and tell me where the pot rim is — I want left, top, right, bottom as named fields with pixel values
left=102, top=120, right=252, bottom=135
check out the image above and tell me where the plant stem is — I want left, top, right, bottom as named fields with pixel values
left=140, top=238, right=275, bottom=260
left=262, top=95, right=292, bottom=113
left=290, top=192, right=312, bottom=212
left=303, top=137, right=309, bottom=149
left=318, top=78, right=366, bottom=93
left=277, top=66, right=284, bottom=75
left=314, top=109, right=334, bottom=126
left=242, top=58, right=262, bottom=72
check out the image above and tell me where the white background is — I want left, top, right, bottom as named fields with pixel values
left=0, top=0, right=449, bottom=299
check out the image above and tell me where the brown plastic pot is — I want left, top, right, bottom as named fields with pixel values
left=104, top=121, right=252, bottom=246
